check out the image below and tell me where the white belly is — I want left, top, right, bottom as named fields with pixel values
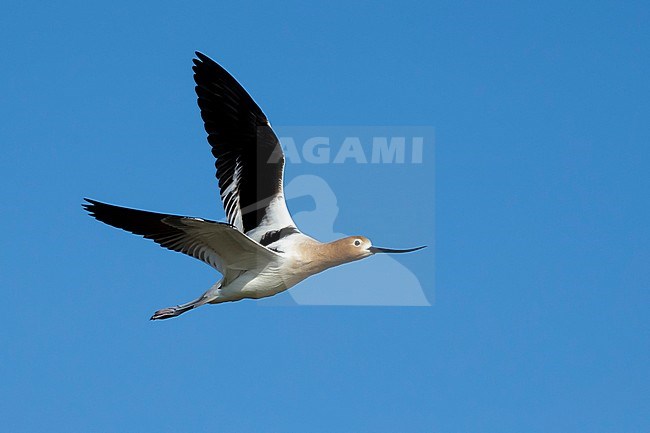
left=218, top=264, right=309, bottom=301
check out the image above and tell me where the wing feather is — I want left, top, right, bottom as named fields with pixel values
left=192, top=52, right=296, bottom=241
left=83, top=199, right=279, bottom=273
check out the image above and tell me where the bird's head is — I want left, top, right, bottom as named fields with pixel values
left=328, top=236, right=426, bottom=265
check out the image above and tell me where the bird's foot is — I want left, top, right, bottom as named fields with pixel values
left=150, top=305, right=193, bottom=320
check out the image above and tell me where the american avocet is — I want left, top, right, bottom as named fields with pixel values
left=84, top=52, right=425, bottom=320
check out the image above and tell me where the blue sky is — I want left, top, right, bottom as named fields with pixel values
left=1, top=1, right=648, bottom=432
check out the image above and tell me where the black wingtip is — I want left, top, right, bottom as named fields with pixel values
left=194, top=51, right=212, bottom=64
left=193, top=51, right=213, bottom=71
left=82, top=197, right=103, bottom=211
left=82, top=198, right=95, bottom=212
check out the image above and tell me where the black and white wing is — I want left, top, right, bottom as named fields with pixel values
left=193, top=52, right=298, bottom=246
left=83, top=199, right=279, bottom=275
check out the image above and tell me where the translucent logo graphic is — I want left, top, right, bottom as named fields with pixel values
left=261, top=126, right=434, bottom=306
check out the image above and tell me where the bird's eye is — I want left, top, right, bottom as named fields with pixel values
left=354, top=239, right=361, bottom=247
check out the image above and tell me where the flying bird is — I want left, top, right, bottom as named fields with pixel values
left=84, top=52, right=425, bottom=320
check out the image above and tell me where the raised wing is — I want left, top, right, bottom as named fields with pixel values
left=193, top=52, right=296, bottom=242
left=83, top=199, right=279, bottom=274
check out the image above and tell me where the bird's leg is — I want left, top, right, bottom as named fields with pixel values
left=150, top=295, right=208, bottom=320
left=151, top=281, right=221, bottom=320
left=150, top=283, right=223, bottom=320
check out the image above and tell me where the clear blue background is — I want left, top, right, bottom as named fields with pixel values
left=1, top=1, right=648, bottom=432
